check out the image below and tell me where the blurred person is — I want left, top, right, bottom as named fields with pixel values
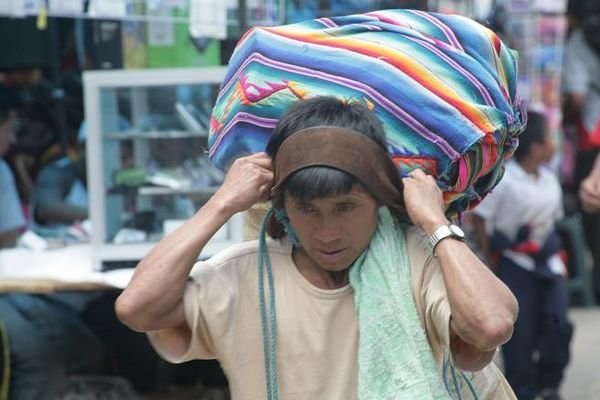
left=0, top=116, right=108, bottom=398
left=579, top=153, right=600, bottom=212
left=562, top=0, right=600, bottom=299
left=0, top=85, right=25, bottom=248
left=28, top=122, right=88, bottom=238
left=0, top=121, right=160, bottom=399
left=472, top=111, right=573, bottom=400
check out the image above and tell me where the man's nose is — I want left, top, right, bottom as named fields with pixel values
left=315, top=215, right=342, bottom=243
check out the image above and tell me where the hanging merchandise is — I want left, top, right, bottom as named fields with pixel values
left=88, top=0, right=128, bottom=19
left=533, top=0, right=567, bottom=13
left=504, top=0, right=567, bottom=166
left=0, top=0, right=27, bottom=17
left=36, top=0, right=48, bottom=29
left=0, top=0, right=285, bottom=41
left=263, top=0, right=283, bottom=26
left=145, top=1, right=222, bottom=68
left=246, top=0, right=282, bottom=27
left=148, top=1, right=177, bottom=45
left=122, top=0, right=148, bottom=69
left=25, top=0, right=44, bottom=15
left=189, top=0, right=228, bottom=39
left=429, top=0, right=473, bottom=16
left=49, top=0, right=84, bottom=14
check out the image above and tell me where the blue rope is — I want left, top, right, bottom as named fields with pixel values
left=258, top=207, right=279, bottom=400
left=443, top=356, right=452, bottom=394
left=459, top=371, right=480, bottom=399
left=450, top=357, right=464, bottom=400
left=443, top=353, right=480, bottom=400
left=274, top=207, right=300, bottom=247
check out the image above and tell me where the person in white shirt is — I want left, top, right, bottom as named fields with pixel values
left=472, top=111, right=573, bottom=400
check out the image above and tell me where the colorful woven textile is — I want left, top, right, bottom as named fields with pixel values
left=208, top=9, right=526, bottom=214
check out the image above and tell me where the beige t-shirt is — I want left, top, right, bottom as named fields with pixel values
left=149, top=226, right=515, bottom=400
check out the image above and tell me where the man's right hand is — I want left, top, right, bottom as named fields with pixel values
left=580, top=173, right=600, bottom=212
left=211, top=152, right=274, bottom=214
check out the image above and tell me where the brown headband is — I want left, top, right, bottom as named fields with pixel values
left=272, top=126, right=405, bottom=214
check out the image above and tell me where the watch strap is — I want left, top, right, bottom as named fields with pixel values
left=428, top=224, right=465, bottom=255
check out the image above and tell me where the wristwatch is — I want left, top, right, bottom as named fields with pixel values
left=428, top=224, right=466, bottom=255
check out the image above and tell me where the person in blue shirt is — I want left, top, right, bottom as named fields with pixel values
left=0, top=86, right=25, bottom=248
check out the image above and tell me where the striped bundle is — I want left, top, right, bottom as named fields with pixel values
left=208, top=9, right=526, bottom=214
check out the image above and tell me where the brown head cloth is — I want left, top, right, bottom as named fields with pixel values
left=272, top=126, right=405, bottom=215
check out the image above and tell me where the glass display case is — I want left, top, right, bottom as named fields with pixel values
left=83, top=67, right=243, bottom=270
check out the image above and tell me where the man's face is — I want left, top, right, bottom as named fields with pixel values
left=540, top=132, right=556, bottom=163
left=284, top=184, right=379, bottom=272
left=532, top=131, right=555, bottom=164
left=0, top=111, right=16, bottom=157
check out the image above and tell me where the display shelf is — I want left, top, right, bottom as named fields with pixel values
left=83, top=67, right=243, bottom=270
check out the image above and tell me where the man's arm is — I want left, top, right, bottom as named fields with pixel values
left=115, top=153, right=273, bottom=334
left=34, top=164, right=87, bottom=224
left=0, top=161, right=25, bottom=248
left=402, top=169, right=518, bottom=371
left=0, top=228, right=20, bottom=249
left=579, top=154, right=600, bottom=212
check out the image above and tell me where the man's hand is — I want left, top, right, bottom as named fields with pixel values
left=211, top=152, right=274, bottom=214
left=579, top=173, right=600, bottom=212
left=401, top=169, right=449, bottom=235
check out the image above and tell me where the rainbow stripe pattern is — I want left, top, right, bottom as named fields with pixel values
left=208, top=9, right=526, bottom=214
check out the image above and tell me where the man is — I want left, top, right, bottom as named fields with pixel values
left=562, top=0, right=600, bottom=299
left=117, top=96, right=519, bottom=399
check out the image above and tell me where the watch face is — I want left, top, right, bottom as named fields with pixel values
left=449, top=224, right=466, bottom=239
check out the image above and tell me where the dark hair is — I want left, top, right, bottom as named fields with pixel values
left=513, top=110, right=548, bottom=162
left=266, top=96, right=388, bottom=201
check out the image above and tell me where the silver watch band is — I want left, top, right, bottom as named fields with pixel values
left=428, top=225, right=452, bottom=251
left=428, top=224, right=465, bottom=255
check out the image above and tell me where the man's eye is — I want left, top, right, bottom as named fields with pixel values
left=298, top=205, right=315, bottom=214
left=336, top=204, right=355, bottom=213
